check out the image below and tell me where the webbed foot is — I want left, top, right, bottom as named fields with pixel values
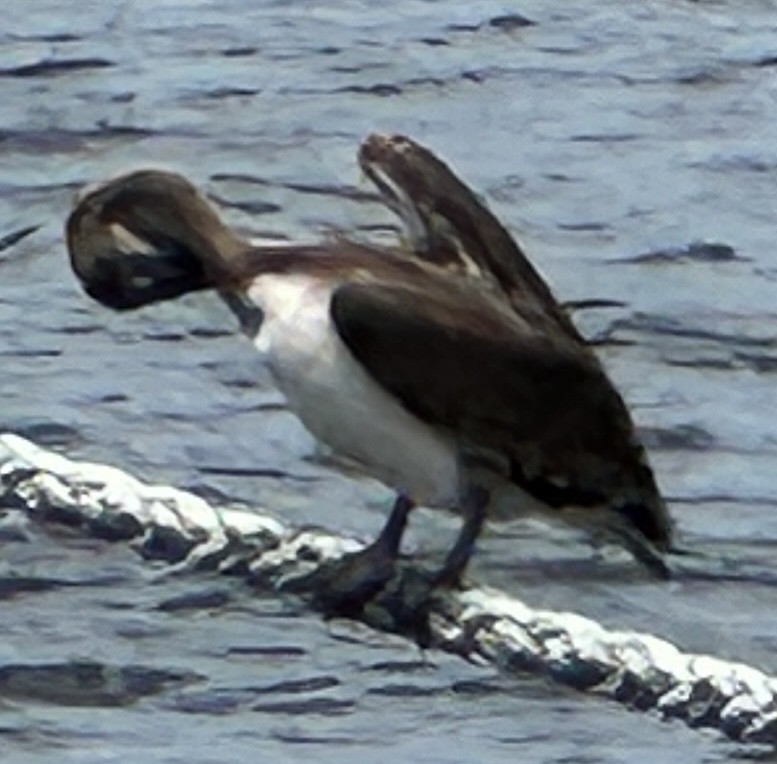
left=305, top=495, right=413, bottom=618
left=301, top=484, right=489, bottom=649
left=367, top=484, right=489, bottom=647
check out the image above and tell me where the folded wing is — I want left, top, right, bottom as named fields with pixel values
left=331, top=278, right=671, bottom=549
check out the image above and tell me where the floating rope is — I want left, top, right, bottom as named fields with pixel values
left=1, top=432, right=775, bottom=745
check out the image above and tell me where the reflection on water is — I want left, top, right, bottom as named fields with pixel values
left=3, top=0, right=777, bottom=760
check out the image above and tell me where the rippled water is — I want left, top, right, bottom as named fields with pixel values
left=3, top=1, right=777, bottom=761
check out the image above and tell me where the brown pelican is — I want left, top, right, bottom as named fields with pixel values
left=66, top=167, right=673, bottom=620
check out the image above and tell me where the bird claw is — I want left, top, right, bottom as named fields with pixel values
left=301, top=542, right=399, bottom=619
left=296, top=546, right=467, bottom=648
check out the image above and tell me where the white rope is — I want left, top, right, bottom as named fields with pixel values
left=1, top=432, right=775, bottom=746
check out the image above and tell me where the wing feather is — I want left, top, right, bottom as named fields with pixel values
left=331, top=278, right=671, bottom=546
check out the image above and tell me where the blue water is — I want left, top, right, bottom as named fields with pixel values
left=2, top=1, right=777, bottom=760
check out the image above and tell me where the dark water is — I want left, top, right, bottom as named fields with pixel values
left=3, top=1, right=777, bottom=760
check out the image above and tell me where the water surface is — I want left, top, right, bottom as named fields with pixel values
left=3, top=1, right=777, bottom=761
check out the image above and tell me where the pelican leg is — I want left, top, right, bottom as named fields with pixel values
left=305, top=484, right=489, bottom=647
left=431, top=484, right=489, bottom=588
left=368, top=482, right=490, bottom=647
left=307, top=494, right=414, bottom=617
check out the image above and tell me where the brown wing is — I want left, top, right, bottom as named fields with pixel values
left=359, top=133, right=582, bottom=340
left=331, top=278, right=671, bottom=547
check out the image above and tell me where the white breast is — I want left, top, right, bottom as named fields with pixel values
left=244, top=274, right=460, bottom=507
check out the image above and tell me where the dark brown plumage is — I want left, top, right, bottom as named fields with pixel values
left=66, top=163, right=673, bottom=607
left=359, top=132, right=584, bottom=340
